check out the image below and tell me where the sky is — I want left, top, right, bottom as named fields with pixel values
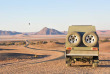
left=0, top=0, right=110, bottom=32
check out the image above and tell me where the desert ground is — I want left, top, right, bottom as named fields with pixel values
left=0, top=35, right=110, bottom=74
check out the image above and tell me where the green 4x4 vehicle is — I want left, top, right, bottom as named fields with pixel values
left=65, top=25, right=99, bottom=67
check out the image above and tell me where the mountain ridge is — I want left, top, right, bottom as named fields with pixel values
left=0, top=30, right=22, bottom=35
left=0, top=27, right=110, bottom=36
left=35, top=27, right=65, bottom=35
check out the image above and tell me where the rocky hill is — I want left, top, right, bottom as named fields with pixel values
left=0, top=30, right=22, bottom=35
left=61, top=30, right=110, bottom=37
left=35, top=27, right=65, bottom=35
left=96, top=30, right=110, bottom=37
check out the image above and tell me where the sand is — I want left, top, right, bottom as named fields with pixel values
left=0, top=39, right=109, bottom=74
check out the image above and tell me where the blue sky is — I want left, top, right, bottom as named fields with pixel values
left=0, top=0, right=110, bottom=32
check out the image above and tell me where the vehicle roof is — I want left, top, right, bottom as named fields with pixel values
left=68, top=25, right=96, bottom=33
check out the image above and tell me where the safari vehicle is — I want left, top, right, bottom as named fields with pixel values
left=65, top=25, right=99, bottom=67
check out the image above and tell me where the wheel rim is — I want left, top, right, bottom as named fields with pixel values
left=68, top=35, right=78, bottom=43
left=85, top=35, right=95, bottom=43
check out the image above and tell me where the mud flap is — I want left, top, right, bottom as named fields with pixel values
left=66, top=57, right=72, bottom=67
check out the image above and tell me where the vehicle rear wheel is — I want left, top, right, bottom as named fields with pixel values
left=92, top=63, right=98, bottom=67
left=66, top=57, right=72, bottom=67
left=66, top=32, right=81, bottom=47
left=83, top=32, right=98, bottom=47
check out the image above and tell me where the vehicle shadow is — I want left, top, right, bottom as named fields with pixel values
left=55, top=42, right=65, bottom=45
left=99, top=65, right=110, bottom=67
left=0, top=49, right=16, bottom=51
left=99, top=60, right=110, bottom=67
left=100, top=60, right=110, bottom=61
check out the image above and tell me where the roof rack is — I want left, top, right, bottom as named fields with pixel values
left=72, top=25, right=92, bottom=26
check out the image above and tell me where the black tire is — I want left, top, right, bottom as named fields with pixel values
left=82, top=32, right=98, bottom=47
left=66, top=32, right=81, bottom=47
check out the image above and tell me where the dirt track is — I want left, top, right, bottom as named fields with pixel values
left=0, top=42, right=110, bottom=74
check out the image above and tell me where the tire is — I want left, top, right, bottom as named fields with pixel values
left=66, top=57, right=71, bottom=67
left=92, top=63, right=98, bottom=67
left=82, top=32, right=98, bottom=47
left=66, top=63, right=71, bottom=67
left=66, top=32, right=81, bottom=47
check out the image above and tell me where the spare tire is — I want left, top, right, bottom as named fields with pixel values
left=66, top=32, right=81, bottom=47
left=82, top=32, right=98, bottom=47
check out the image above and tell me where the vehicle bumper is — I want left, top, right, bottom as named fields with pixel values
left=66, top=50, right=99, bottom=56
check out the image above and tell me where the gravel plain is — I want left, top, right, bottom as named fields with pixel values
left=0, top=42, right=110, bottom=74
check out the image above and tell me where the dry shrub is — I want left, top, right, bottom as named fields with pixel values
left=6, top=42, right=15, bottom=45
left=0, top=42, right=6, bottom=45
left=0, top=41, right=26, bottom=46
left=19, top=42, right=26, bottom=45
left=36, top=41, right=48, bottom=45
left=15, top=41, right=26, bottom=45
left=42, top=41, right=48, bottom=44
left=30, top=42, right=36, bottom=45
left=50, top=41, right=53, bottom=43
left=0, top=42, right=15, bottom=46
